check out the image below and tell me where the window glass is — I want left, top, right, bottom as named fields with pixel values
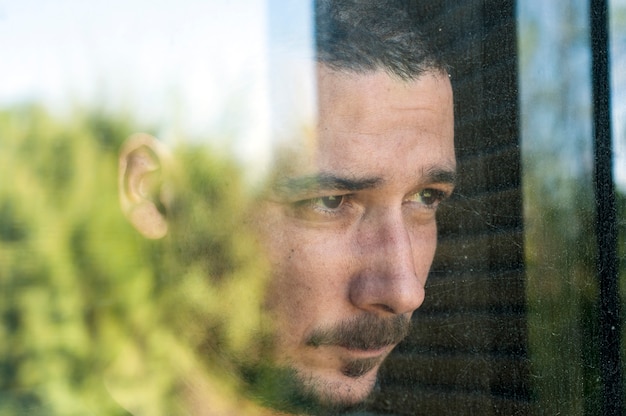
left=518, top=1, right=595, bottom=414
left=0, top=2, right=458, bottom=415
left=519, top=0, right=625, bottom=413
left=612, top=0, right=626, bottom=193
left=0, top=1, right=315, bottom=414
left=5, top=1, right=622, bottom=414
left=610, top=0, right=626, bottom=408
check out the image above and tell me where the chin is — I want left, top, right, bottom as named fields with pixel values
left=290, top=364, right=380, bottom=414
left=241, top=352, right=381, bottom=414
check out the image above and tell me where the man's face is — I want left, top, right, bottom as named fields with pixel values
left=253, top=66, right=456, bottom=409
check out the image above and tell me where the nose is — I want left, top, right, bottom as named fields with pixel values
left=349, top=209, right=434, bottom=316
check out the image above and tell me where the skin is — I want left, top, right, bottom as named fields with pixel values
left=118, top=65, right=456, bottom=414
left=253, top=66, right=456, bottom=409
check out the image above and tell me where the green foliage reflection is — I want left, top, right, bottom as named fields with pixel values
left=0, top=105, right=269, bottom=415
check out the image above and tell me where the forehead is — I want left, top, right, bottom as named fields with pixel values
left=277, top=67, right=455, bottom=179
left=317, top=67, right=453, bottom=121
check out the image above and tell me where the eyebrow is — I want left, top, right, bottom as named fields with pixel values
left=424, top=167, right=457, bottom=187
left=271, top=165, right=457, bottom=199
left=272, top=173, right=382, bottom=198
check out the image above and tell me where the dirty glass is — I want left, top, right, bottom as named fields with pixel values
left=610, top=1, right=626, bottom=414
left=518, top=0, right=626, bottom=414
left=2, top=1, right=623, bottom=415
left=0, top=1, right=312, bottom=414
left=610, top=0, right=626, bottom=412
left=0, top=1, right=460, bottom=415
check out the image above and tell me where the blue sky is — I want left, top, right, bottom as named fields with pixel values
left=610, top=0, right=626, bottom=190
left=517, top=0, right=626, bottom=190
left=0, top=0, right=273, bottom=142
left=0, top=0, right=317, bottom=180
left=0, top=0, right=624, bottom=188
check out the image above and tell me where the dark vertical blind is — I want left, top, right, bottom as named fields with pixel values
left=590, top=0, right=623, bottom=414
left=372, top=1, right=530, bottom=414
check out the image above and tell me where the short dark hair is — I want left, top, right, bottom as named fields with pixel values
left=315, top=0, right=446, bottom=80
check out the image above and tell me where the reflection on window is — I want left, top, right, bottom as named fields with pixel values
left=611, top=1, right=626, bottom=414
left=520, top=0, right=626, bottom=413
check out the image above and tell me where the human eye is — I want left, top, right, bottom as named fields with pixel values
left=405, top=188, right=449, bottom=209
left=312, top=195, right=345, bottom=210
left=302, top=194, right=345, bottom=212
left=291, top=194, right=351, bottom=220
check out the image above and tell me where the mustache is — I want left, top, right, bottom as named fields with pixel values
left=305, top=314, right=411, bottom=351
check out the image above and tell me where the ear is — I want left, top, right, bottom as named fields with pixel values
left=118, top=133, right=171, bottom=239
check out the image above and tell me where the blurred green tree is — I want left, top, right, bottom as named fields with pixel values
left=0, top=105, right=269, bottom=415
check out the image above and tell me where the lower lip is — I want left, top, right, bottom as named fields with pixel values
left=340, top=345, right=391, bottom=358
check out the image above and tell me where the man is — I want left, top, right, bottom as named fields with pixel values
left=118, top=0, right=455, bottom=414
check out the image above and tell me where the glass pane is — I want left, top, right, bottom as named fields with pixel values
left=518, top=1, right=602, bottom=414
left=1, top=2, right=461, bottom=415
left=610, top=0, right=626, bottom=406
left=0, top=1, right=316, bottom=414
left=611, top=0, right=626, bottom=192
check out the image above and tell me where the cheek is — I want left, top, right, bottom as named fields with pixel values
left=262, top=229, right=352, bottom=317
left=412, top=223, right=439, bottom=280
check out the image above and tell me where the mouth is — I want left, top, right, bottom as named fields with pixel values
left=340, top=354, right=384, bottom=378
left=334, top=343, right=394, bottom=378
left=338, top=343, right=393, bottom=358
left=305, top=313, right=411, bottom=351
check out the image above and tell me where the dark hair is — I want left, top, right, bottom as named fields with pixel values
left=315, top=0, right=446, bottom=80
